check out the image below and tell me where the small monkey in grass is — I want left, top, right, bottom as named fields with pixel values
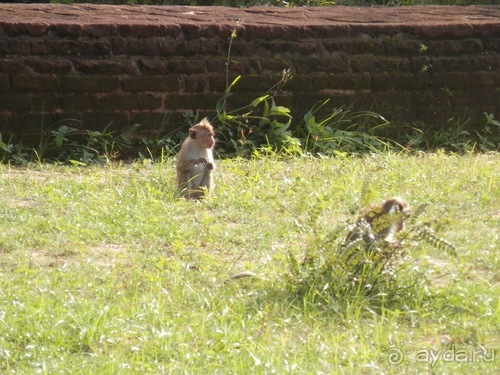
left=345, top=197, right=411, bottom=246
left=176, top=118, right=216, bottom=199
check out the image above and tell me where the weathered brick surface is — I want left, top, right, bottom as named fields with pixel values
left=0, top=4, right=499, bottom=144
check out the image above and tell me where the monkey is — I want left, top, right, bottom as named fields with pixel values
left=176, top=118, right=216, bottom=199
left=345, top=197, right=411, bottom=246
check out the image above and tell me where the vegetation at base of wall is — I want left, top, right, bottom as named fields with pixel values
left=1, top=107, right=498, bottom=165
left=1, top=98, right=498, bottom=165
left=1, top=66, right=498, bottom=165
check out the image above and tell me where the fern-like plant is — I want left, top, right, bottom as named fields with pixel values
left=284, top=191, right=457, bottom=315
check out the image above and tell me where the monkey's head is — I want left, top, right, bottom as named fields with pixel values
left=189, top=118, right=215, bottom=149
left=381, top=197, right=411, bottom=235
left=382, top=197, right=411, bottom=217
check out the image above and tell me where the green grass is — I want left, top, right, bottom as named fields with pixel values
left=0, top=152, right=498, bottom=374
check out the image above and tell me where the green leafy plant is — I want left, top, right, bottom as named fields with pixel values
left=403, top=112, right=499, bottom=154
left=0, top=133, right=29, bottom=165
left=214, top=27, right=302, bottom=156
left=215, top=25, right=397, bottom=157
left=134, top=114, right=188, bottom=163
left=299, top=99, right=396, bottom=155
left=472, top=112, right=500, bottom=152
left=215, top=71, right=302, bottom=157
left=32, top=119, right=128, bottom=165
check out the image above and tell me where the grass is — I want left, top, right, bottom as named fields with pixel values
left=0, top=152, right=498, bottom=374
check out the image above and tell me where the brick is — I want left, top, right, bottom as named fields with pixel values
left=0, top=37, right=30, bottom=55
left=45, top=39, right=112, bottom=57
left=483, top=38, right=500, bottom=53
left=312, top=73, right=371, bottom=91
left=6, top=113, right=49, bottom=143
left=29, top=40, right=50, bottom=55
left=50, top=24, right=82, bottom=38
left=301, top=25, right=350, bottom=39
left=99, top=93, right=163, bottom=111
left=0, top=112, right=9, bottom=133
left=470, top=55, right=500, bottom=71
left=184, top=75, right=209, bottom=93
left=376, top=36, right=423, bottom=56
left=117, top=24, right=181, bottom=38
left=166, top=59, right=206, bottom=74
left=212, top=56, right=290, bottom=77
left=411, top=56, right=433, bottom=74
left=80, top=112, right=129, bottom=130
left=0, top=74, right=9, bottom=92
left=257, top=58, right=292, bottom=74
left=113, top=37, right=160, bottom=56
left=59, top=76, right=120, bottom=93
left=0, top=58, right=26, bottom=74
left=1, top=22, right=50, bottom=37
left=411, top=90, right=452, bottom=108
left=208, top=75, right=230, bottom=92
left=427, top=40, right=465, bottom=56
left=137, top=59, right=168, bottom=75
left=80, top=40, right=113, bottom=57
left=374, top=90, right=412, bottom=108
left=129, top=112, right=172, bottom=129
left=11, top=74, right=59, bottom=92
left=472, top=24, right=500, bottom=38
left=25, top=57, right=73, bottom=74
left=81, top=24, right=118, bottom=38
left=470, top=71, right=500, bottom=89
left=210, top=57, right=251, bottom=75
left=284, top=75, right=314, bottom=91
left=27, top=94, right=100, bottom=113
left=293, top=53, right=349, bottom=74
left=122, top=76, right=179, bottom=92
left=243, top=25, right=296, bottom=40
left=293, top=93, right=356, bottom=116
left=42, top=39, right=80, bottom=55
left=163, top=93, right=221, bottom=111
left=230, top=42, right=258, bottom=56
left=460, top=39, right=484, bottom=54
left=175, top=39, right=225, bottom=56
left=0, top=94, right=31, bottom=112
left=228, top=74, right=276, bottom=92
left=157, top=38, right=181, bottom=56
left=448, top=90, right=473, bottom=106
left=431, top=57, right=472, bottom=72
left=372, top=73, right=424, bottom=91
left=414, top=107, right=457, bottom=127
left=181, top=23, right=232, bottom=40
left=431, top=72, right=470, bottom=90
left=73, top=58, right=138, bottom=75
left=414, top=24, right=474, bottom=39
left=470, top=88, right=500, bottom=106
left=350, top=55, right=411, bottom=74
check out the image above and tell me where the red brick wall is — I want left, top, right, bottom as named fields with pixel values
left=0, top=4, right=499, bottom=144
